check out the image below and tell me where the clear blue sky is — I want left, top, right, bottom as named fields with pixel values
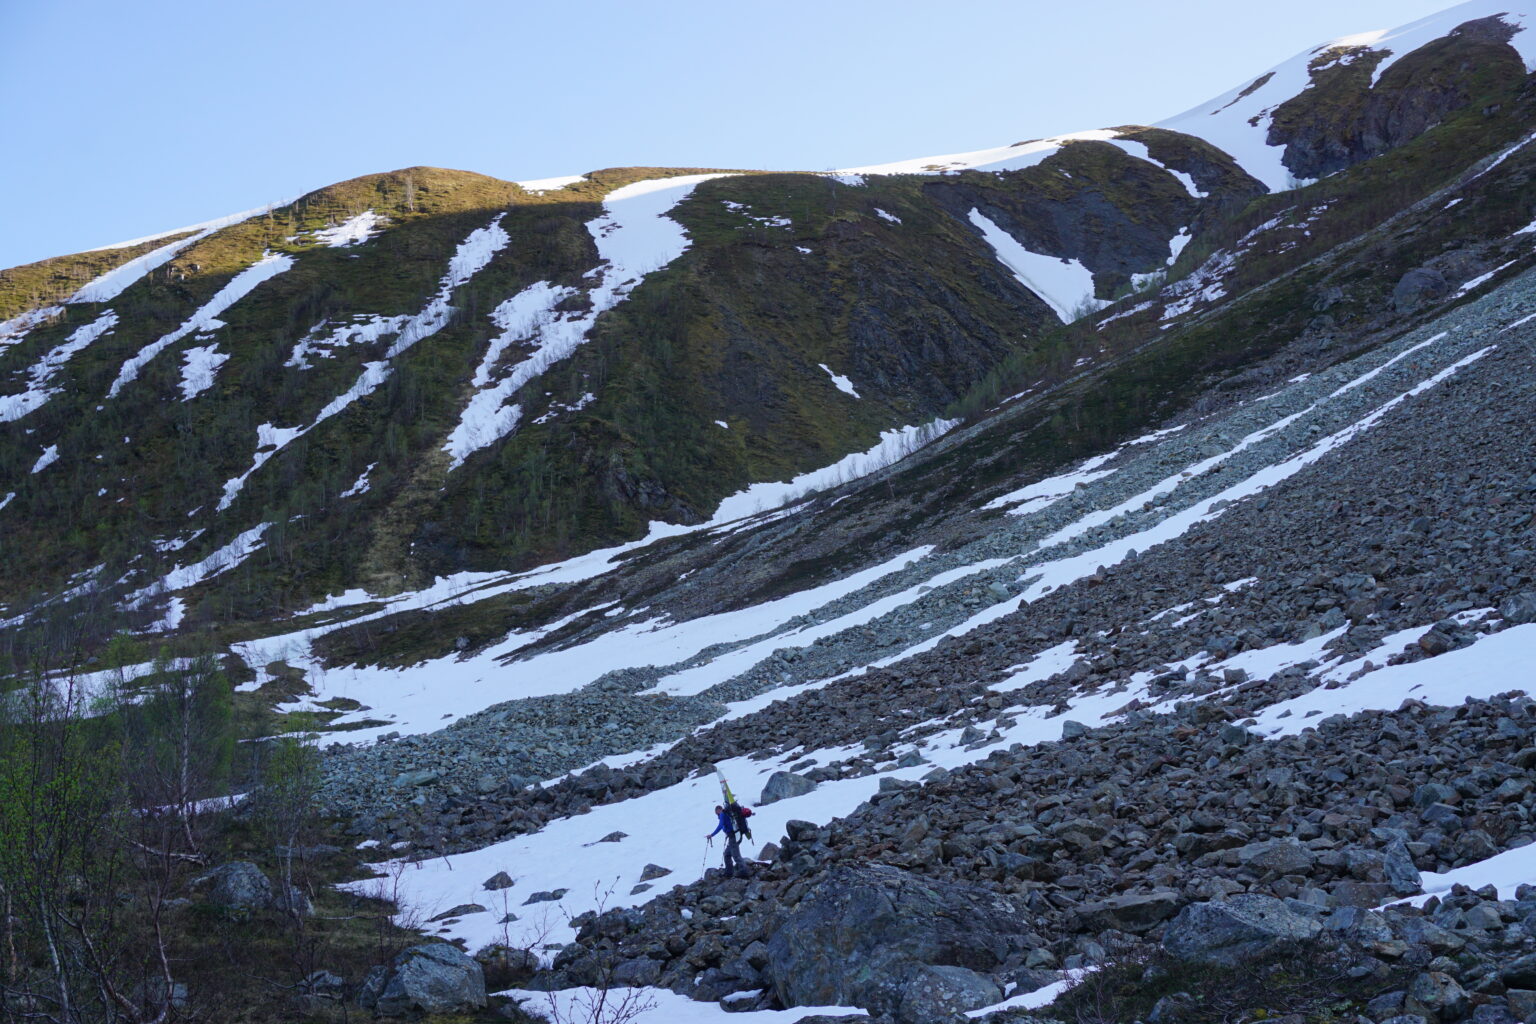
left=2, top=0, right=1451, bottom=269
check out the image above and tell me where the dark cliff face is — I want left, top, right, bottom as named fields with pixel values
left=1269, top=16, right=1528, bottom=180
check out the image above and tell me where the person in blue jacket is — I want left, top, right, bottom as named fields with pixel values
left=707, top=805, right=745, bottom=878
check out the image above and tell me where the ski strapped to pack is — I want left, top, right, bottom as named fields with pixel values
left=712, top=764, right=754, bottom=842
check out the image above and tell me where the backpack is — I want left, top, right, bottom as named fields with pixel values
left=727, top=801, right=753, bottom=840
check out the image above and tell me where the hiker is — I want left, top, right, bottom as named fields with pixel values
left=707, top=804, right=746, bottom=878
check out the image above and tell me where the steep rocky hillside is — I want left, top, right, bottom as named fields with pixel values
left=5, top=3, right=1536, bottom=1023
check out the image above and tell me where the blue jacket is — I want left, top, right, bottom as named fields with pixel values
left=709, top=809, right=736, bottom=838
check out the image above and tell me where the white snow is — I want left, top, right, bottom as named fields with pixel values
left=1251, top=624, right=1536, bottom=738
left=178, top=345, right=229, bottom=400
left=300, top=209, right=385, bottom=248
left=30, top=444, right=59, bottom=474
left=992, top=641, right=1081, bottom=691
left=516, top=174, right=586, bottom=193
left=0, top=493, right=13, bottom=512
left=714, top=419, right=729, bottom=428
left=128, top=523, right=271, bottom=604
left=817, top=363, right=860, bottom=397
left=82, top=196, right=299, bottom=254
left=69, top=233, right=206, bottom=304
left=968, top=209, right=1104, bottom=321
left=152, top=597, right=186, bottom=632
left=242, top=417, right=957, bottom=736
left=1166, top=227, right=1193, bottom=266
left=0, top=306, right=64, bottom=350
left=983, top=451, right=1119, bottom=514
left=873, top=341, right=1495, bottom=669
left=1, top=310, right=117, bottom=422
left=1412, top=840, right=1536, bottom=904
left=1455, top=260, right=1518, bottom=297
left=1108, top=139, right=1208, bottom=198
left=1363, top=2, right=1536, bottom=86
left=286, top=314, right=407, bottom=370
left=1158, top=3, right=1536, bottom=192
left=443, top=175, right=732, bottom=469
left=837, top=129, right=1119, bottom=177
left=220, top=216, right=509, bottom=509
left=107, top=251, right=294, bottom=398
left=340, top=463, right=376, bottom=498
left=873, top=208, right=902, bottom=224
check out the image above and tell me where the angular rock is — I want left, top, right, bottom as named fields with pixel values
left=1076, top=890, right=1181, bottom=934
left=372, top=944, right=486, bottom=1016
left=484, top=871, right=514, bottom=891
left=1384, top=838, right=1422, bottom=896
left=194, top=861, right=272, bottom=913
left=1504, top=952, right=1536, bottom=988
left=1500, top=592, right=1536, bottom=625
left=428, top=903, right=486, bottom=922
left=764, top=865, right=1030, bottom=1023
left=1162, top=894, right=1322, bottom=966
left=393, top=769, right=440, bottom=788
left=1236, top=838, right=1316, bottom=876
left=1405, top=971, right=1468, bottom=1021
left=761, top=771, right=819, bottom=805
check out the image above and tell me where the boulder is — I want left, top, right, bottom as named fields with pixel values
left=1162, top=894, right=1322, bottom=966
left=1405, top=971, right=1469, bottom=1021
left=484, top=871, right=514, bottom=891
left=1236, top=838, right=1316, bottom=876
left=1383, top=838, right=1422, bottom=896
left=763, top=865, right=1030, bottom=1023
left=475, top=944, right=540, bottom=989
left=1502, top=592, right=1536, bottom=625
left=367, top=943, right=486, bottom=1016
left=1391, top=268, right=1448, bottom=312
left=1076, top=890, right=1181, bottom=933
left=761, top=771, right=819, bottom=805
left=194, top=861, right=272, bottom=913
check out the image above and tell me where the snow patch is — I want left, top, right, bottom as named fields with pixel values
left=108, top=251, right=294, bottom=398
left=178, top=345, right=229, bottom=400
left=968, top=209, right=1104, bottom=321
left=128, top=523, right=272, bottom=605
left=70, top=233, right=206, bottom=304
left=818, top=363, right=860, bottom=397
left=30, top=444, right=59, bottom=473
left=516, top=175, right=585, bottom=193
left=340, top=463, right=376, bottom=498
left=298, top=209, right=385, bottom=248
left=0, top=306, right=64, bottom=350
left=1, top=311, right=117, bottom=422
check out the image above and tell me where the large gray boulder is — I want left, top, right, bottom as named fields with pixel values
left=1391, top=267, right=1448, bottom=312
left=194, top=861, right=272, bottom=912
left=1162, top=894, right=1322, bottom=966
left=763, top=865, right=1030, bottom=1023
left=760, top=770, right=818, bottom=805
left=360, top=943, right=487, bottom=1016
